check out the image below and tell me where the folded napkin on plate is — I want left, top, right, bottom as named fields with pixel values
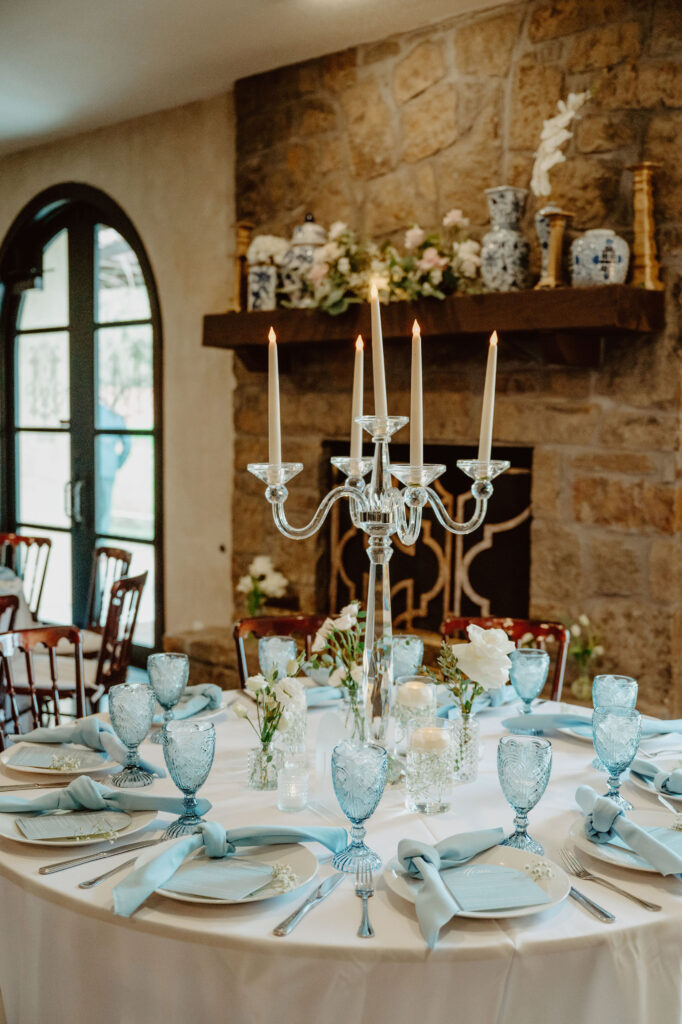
left=630, top=757, right=682, bottom=796
left=506, top=711, right=682, bottom=738
left=437, top=686, right=516, bottom=719
left=305, top=686, right=343, bottom=707
left=113, top=820, right=348, bottom=916
left=576, top=785, right=682, bottom=875
left=0, top=775, right=208, bottom=817
left=153, top=684, right=222, bottom=724
left=7, top=718, right=164, bottom=778
left=397, top=828, right=505, bottom=948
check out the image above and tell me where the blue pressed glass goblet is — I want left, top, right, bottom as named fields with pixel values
left=497, top=735, right=552, bottom=855
left=147, top=652, right=190, bottom=745
left=591, top=675, right=638, bottom=771
left=509, top=649, right=550, bottom=729
left=109, top=682, right=156, bottom=788
left=258, top=636, right=297, bottom=681
left=162, top=720, right=216, bottom=837
left=592, top=706, right=641, bottom=811
left=331, top=740, right=387, bottom=872
left=392, top=635, right=424, bottom=681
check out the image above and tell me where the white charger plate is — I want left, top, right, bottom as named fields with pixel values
left=384, top=845, right=569, bottom=919
left=0, top=742, right=114, bottom=777
left=0, top=808, right=157, bottom=847
left=630, top=756, right=682, bottom=803
left=150, top=700, right=229, bottom=729
left=137, top=841, right=318, bottom=905
left=568, top=808, right=681, bottom=873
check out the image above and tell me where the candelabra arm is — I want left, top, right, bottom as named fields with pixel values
left=270, top=483, right=370, bottom=541
left=424, top=483, right=489, bottom=535
left=395, top=495, right=423, bottom=546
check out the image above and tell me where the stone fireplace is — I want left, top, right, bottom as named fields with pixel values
left=196, top=0, right=682, bottom=715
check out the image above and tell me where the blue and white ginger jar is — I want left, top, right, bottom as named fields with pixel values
left=281, top=214, right=327, bottom=308
left=570, top=229, right=629, bottom=286
left=481, top=186, right=530, bottom=292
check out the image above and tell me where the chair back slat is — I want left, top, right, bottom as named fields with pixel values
left=0, top=594, right=19, bottom=632
left=233, top=614, right=328, bottom=688
left=0, top=533, right=52, bottom=619
left=440, top=616, right=570, bottom=701
left=86, top=546, right=133, bottom=631
left=0, top=626, right=85, bottom=748
left=95, top=571, right=147, bottom=693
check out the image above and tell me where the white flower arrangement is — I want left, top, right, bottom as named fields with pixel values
left=530, top=91, right=590, bottom=198
left=310, top=601, right=366, bottom=734
left=428, top=625, right=514, bottom=714
left=236, top=668, right=306, bottom=751
left=246, top=234, right=289, bottom=266
left=236, top=555, right=288, bottom=615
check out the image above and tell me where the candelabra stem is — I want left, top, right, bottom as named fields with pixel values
left=362, top=531, right=394, bottom=743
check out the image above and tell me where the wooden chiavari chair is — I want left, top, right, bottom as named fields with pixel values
left=233, top=614, right=328, bottom=689
left=0, top=533, right=52, bottom=621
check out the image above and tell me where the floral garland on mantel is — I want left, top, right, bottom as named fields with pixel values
left=252, top=209, right=483, bottom=317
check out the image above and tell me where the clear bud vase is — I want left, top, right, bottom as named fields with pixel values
left=454, top=712, right=479, bottom=783
left=248, top=744, right=280, bottom=790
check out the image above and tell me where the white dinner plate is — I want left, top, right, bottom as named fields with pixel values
left=0, top=742, right=115, bottom=777
left=137, top=841, right=319, bottom=905
left=384, top=846, right=570, bottom=919
left=0, top=808, right=157, bottom=848
left=629, top=757, right=682, bottom=803
left=568, top=808, right=680, bottom=873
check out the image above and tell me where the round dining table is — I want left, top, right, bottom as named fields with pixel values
left=0, top=698, right=681, bottom=1024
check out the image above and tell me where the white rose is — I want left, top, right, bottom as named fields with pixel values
left=246, top=673, right=267, bottom=693
left=405, top=226, right=425, bottom=250
left=329, top=221, right=348, bottom=240
left=350, top=663, right=363, bottom=685
left=312, top=617, right=335, bottom=652
left=339, top=601, right=360, bottom=619
left=260, top=570, right=287, bottom=598
left=236, top=574, right=253, bottom=594
left=578, top=614, right=590, bottom=627
left=333, top=612, right=356, bottom=631
left=466, top=624, right=515, bottom=656
left=571, top=623, right=582, bottom=638
left=275, top=678, right=306, bottom=709
left=454, top=641, right=510, bottom=692
left=249, top=555, right=274, bottom=577
left=233, top=702, right=251, bottom=719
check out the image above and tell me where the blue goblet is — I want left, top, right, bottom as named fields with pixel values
left=509, top=648, right=550, bottom=728
left=258, top=636, right=297, bottom=681
left=109, top=682, right=156, bottom=788
left=591, top=675, right=638, bottom=771
left=162, top=720, right=216, bottom=837
left=592, top=706, right=641, bottom=811
left=331, top=740, right=387, bottom=872
left=147, top=652, right=190, bottom=745
left=392, top=635, right=424, bottom=681
left=497, top=735, right=552, bottom=854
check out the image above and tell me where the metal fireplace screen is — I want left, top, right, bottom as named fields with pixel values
left=318, top=442, right=531, bottom=632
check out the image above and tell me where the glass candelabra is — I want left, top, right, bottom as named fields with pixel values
left=248, top=414, right=509, bottom=740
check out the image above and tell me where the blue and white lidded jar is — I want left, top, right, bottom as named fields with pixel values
left=481, top=186, right=530, bottom=292
left=570, top=229, right=630, bottom=286
left=280, top=214, right=327, bottom=308
left=247, top=264, right=278, bottom=311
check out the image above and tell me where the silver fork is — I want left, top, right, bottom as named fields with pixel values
left=560, top=848, right=662, bottom=912
left=355, top=861, right=375, bottom=938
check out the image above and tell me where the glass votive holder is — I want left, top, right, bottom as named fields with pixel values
left=277, top=759, right=310, bottom=812
left=405, top=717, right=455, bottom=815
left=395, top=677, right=436, bottom=747
left=275, top=701, right=307, bottom=758
left=258, top=635, right=297, bottom=681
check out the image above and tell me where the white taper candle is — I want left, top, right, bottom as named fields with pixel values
left=410, top=319, right=423, bottom=467
left=370, top=282, right=388, bottom=419
left=350, top=334, right=364, bottom=460
left=477, top=331, right=498, bottom=462
left=268, top=326, right=282, bottom=465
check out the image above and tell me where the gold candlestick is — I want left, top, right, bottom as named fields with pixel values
left=536, top=210, right=572, bottom=289
left=628, top=162, right=663, bottom=290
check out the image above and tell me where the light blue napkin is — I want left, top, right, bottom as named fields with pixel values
left=397, top=828, right=505, bottom=947
left=506, top=711, right=682, bottom=738
left=305, top=686, right=343, bottom=706
left=436, top=686, right=516, bottom=719
left=630, top=757, right=682, bottom=796
left=0, top=775, right=209, bottom=817
left=113, top=820, right=348, bottom=916
left=302, top=661, right=335, bottom=686
left=576, top=785, right=682, bottom=875
left=7, top=718, right=164, bottom=778
left=152, top=684, right=223, bottom=724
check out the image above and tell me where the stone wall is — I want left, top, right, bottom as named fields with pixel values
left=232, top=0, right=682, bottom=715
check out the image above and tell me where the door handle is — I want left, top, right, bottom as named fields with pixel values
left=72, top=480, right=84, bottom=524
left=64, top=481, right=73, bottom=520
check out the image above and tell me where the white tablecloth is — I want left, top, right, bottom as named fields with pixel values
left=1, top=702, right=681, bottom=1024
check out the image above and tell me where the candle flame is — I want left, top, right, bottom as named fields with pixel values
left=490, top=330, right=498, bottom=347
left=412, top=319, right=420, bottom=335
left=355, top=334, right=364, bottom=351
left=268, top=326, right=277, bottom=344
left=370, top=282, right=378, bottom=301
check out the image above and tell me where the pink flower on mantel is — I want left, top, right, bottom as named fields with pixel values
left=404, top=226, right=425, bottom=250
left=443, top=208, right=469, bottom=228
left=309, top=262, right=329, bottom=286
left=417, top=246, right=448, bottom=273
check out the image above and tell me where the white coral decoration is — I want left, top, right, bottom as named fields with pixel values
left=453, top=625, right=514, bottom=691
left=530, top=91, right=589, bottom=198
left=246, top=235, right=289, bottom=265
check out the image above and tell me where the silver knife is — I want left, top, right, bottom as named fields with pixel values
left=273, top=872, right=344, bottom=936
left=569, top=886, right=615, bottom=922
left=39, top=835, right=168, bottom=875
left=0, top=782, right=67, bottom=792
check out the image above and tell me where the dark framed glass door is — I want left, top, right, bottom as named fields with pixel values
left=2, top=189, right=163, bottom=656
